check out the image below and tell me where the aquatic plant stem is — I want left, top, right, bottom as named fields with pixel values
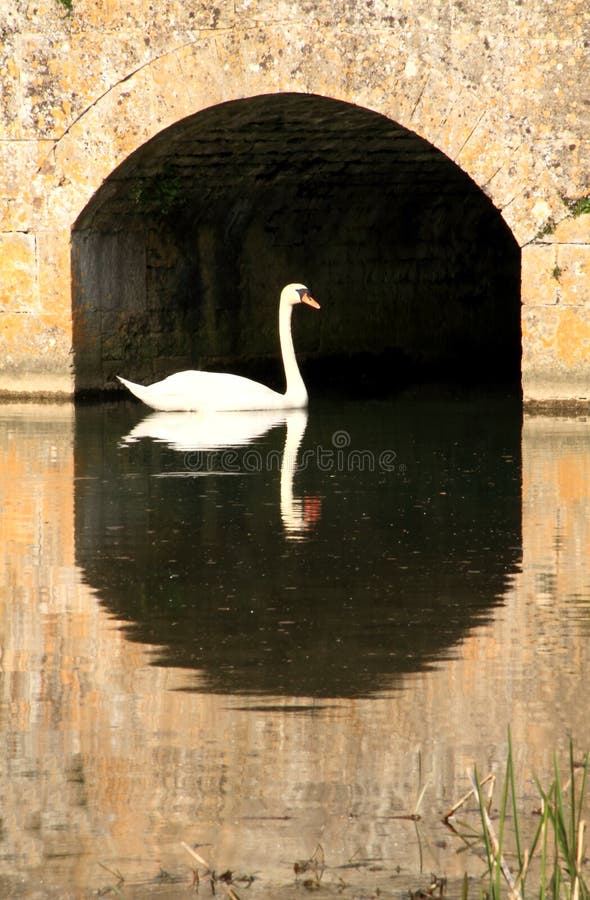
left=507, top=730, right=524, bottom=873
left=447, top=738, right=589, bottom=900
left=443, top=773, right=495, bottom=822
left=469, top=770, right=523, bottom=900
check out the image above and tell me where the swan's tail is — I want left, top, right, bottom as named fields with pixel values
left=117, top=375, right=151, bottom=406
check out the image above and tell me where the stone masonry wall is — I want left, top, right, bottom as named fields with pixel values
left=0, top=0, right=589, bottom=398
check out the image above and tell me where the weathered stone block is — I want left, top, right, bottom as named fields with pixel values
left=557, top=244, right=590, bottom=306
left=551, top=214, right=590, bottom=245
left=37, top=229, right=72, bottom=320
left=0, top=140, right=52, bottom=231
left=0, top=234, right=38, bottom=312
left=523, top=305, right=590, bottom=400
left=0, top=309, right=71, bottom=387
left=521, top=244, right=558, bottom=306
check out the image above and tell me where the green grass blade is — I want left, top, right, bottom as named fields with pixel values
left=507, top=730, right=524, bottom=873
left=569, top=738, right=576, bottom=855
left=538, top=798, right=549, bottom=900
left=498, top=756, right=509, bottom=893
left=527, top=799, right=547, bottom=865
left=553, top=862, right=562, bottom=899
left=575, top=751, right=589, bottom=836
left=553, top=754, right=572, bottom=871
left=461, top=871, right=468, bottom=900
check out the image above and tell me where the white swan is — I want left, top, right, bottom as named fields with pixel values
left=117, top=283, right=320, bottom=412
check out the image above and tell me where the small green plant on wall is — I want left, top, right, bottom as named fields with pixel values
left=560, top=193, right=590, bottom=218
left=567, top=195, right=590, bottom=217
left=536, top=194, right=589, bottom=241
left=537, top=218, right=557, bottom=239
left=133, top=168, right=183, bottom=218
left=56, top=0, right=73, bottom=12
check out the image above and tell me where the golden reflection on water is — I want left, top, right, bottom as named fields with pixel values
left=0, top=405, right=589, bottom=897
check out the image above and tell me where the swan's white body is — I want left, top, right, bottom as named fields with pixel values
left=117, top=283, right=319, bottom=412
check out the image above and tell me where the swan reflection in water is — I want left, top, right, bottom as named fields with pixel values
left=121, top=409, right=321, bottom=541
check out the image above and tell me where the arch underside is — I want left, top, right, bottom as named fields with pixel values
left=71, top=93, right=521, bottom=395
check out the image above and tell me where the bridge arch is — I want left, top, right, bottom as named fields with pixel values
left=56, top=33, right=527, bottom=394
left=48, top=30, right=553, bottom=244
left=2, top=11, right=587, bottom=400
left=71, top=90, right=521, bottom=392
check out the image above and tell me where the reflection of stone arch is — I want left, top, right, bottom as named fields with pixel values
left=73, top=397, right=523, bottom=697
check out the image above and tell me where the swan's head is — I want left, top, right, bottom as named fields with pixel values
left=281, top=283, right=320, bottom=310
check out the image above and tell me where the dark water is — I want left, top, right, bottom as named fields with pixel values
left=75, top=395, right=522, bottom=698
left=3, top=393, right=590, bottom=898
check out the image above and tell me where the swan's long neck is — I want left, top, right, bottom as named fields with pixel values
left=280, top=301, right=308, bottom=406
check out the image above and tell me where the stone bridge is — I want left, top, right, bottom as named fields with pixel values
left=1, top=0, right=589, bottom=400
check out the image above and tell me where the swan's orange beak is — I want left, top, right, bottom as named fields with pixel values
left=301, top=293, right=320, bottom=310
